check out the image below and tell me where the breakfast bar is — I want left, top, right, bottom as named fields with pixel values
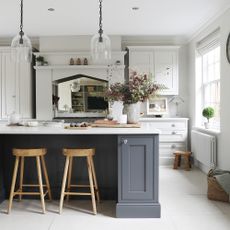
left=0, top=124, right=160, bottom=218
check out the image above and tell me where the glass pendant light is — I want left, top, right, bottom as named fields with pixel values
left=11, top=0, right=32, bottom=63
left=91, top=0, right=111, bottom=64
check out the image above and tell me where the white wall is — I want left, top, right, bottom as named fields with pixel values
left=187, top=8, right=230, bottom=170
left=39, top=35, right=122, bottom=52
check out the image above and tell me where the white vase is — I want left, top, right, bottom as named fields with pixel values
left=204, top=122, right=210, bottom=129
left=126, top=102, right=140, bottom=124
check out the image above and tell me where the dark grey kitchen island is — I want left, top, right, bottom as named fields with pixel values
left=0, top=125, right=160, bottom=218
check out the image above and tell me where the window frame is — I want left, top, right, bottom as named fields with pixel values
left=195, top=38, right=220, bottom=130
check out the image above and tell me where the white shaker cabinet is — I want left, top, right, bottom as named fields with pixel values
left=129, top=51, right=153, bottom=74
left=127, top=46, right=179, bottom=95
left=140, top=118, right=188, bottom=165
left=154, top=49, right=178, bottom=95
left=0, top=48, right=32, bottom=119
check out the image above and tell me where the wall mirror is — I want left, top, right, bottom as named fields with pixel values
left=52, top=75, right=108, bottom=117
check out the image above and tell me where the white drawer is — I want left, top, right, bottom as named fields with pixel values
left=141, top=121, right=186, bottom=130
left=159, top=131, right=186, bottom=142
left=159, top=142, right=186, bottom=157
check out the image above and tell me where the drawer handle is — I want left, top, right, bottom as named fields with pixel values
left=122, top=139, right=128, bottom=145
left=171, top=144, right=176, bottom=149
left=171, top=124, right=175, bottom=127
left=172, top=131, right=177, bottom=135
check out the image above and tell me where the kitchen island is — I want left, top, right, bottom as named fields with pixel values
left=0, top=124, right=160, bottom=218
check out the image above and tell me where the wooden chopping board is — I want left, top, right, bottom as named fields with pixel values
left=91, top=123, right=141, bottom=128
left=64, top=126, right=90, bottom=130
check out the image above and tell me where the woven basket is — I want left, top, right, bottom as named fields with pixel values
left=207, top=169, right=229, bottom=202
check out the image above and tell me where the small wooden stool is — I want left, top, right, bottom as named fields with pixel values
left=8, top=148, right=52, bottom=214
left=173, top=151, right=192, bottom=171
left=59, top=148, right=100, bottom=215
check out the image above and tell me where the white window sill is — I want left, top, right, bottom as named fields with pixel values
left=192, top=126, right=221, bottom=135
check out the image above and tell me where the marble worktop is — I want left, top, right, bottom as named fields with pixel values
left=0, top=123, right=160, bottom=135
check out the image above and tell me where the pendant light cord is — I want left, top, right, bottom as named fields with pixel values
left=19, top=0, right=24, bottom=44
left=98, top=0, right=103, bottom=42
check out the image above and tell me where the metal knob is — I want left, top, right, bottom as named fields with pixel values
left=172, top=131, right=176, bottom=135
left=171, top=144, right=176, bottom=149
left=122, top=139, right=128, bottom=144
left=171, top=124, right=175, bottom=127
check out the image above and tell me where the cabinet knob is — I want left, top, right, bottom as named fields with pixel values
left=122, top=139, right=128, bottom=144
left=172, top=131, right=177, bottom=135
left=12, top=95, right=16, bottom=98
left=171, top=144, right=176, bottom=149
left=171, top=124, right=175, bottom=127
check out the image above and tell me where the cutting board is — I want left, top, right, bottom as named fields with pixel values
left=64, top=126, right=90, bottom=130
left=91, top=123, right=141, bottom=128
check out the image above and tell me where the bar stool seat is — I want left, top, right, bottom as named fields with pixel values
left=173, top=151, right=192, bottom=171
left=8, top=148, right=52, bottom=214
left=59, top=148, right=100, bottom=215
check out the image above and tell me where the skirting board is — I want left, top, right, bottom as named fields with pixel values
left=194, top=159, right=210, bottom=174
left=116, top=203, right=161, bottom=218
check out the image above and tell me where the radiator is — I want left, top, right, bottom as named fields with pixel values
left=191, top=130, right=216, bottom=169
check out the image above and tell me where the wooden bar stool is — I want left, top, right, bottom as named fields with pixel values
left=59, top=148, right=100, bottom=215
left=8, top=148, right=52, bottom=214
left=173, top=151, right=192, bottom=171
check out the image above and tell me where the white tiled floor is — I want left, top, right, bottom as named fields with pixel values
left=1, top=167, right=230, bottom=230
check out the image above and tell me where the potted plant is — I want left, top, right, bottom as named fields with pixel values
left=36, top=56, right=44, bottom=66
left=202, top=107, right=214, bottom=129
left=105, top=71, right=165, bottom=123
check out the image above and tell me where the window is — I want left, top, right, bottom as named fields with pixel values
left=195, top=29, right=220, bottom=130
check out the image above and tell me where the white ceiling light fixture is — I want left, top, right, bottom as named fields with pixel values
left=91, top=0, right=111, bottom=64
left=11, top=0, right=32, bottom=63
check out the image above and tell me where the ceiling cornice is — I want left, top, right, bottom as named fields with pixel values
left=187, top=3, right=230, bottom=43
left=0, top=36, right=39, bottom=47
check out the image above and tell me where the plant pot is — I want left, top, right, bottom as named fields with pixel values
left=125, top=102, right=140, bottom=124
left=36, top=61, right=43, bottom=66
left=204, top=122, right=210, bottom=129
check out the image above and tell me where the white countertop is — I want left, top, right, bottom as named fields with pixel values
left=0, top=124, right=160, bottom=135
left=139, top=117, right=189, bottom=121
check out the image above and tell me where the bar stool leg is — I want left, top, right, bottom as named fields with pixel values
left=87, top=156, right=97, bottom=215
left=59, top=156, right=70, bottom=214
left=184, top=156, right=190, bottom=171
left=90, top=156, right=100, bottom=203
left=19, top=156, right=24, bottom=201
left=8, top=156, right=20, bottom=214
left=173, top=155, right=179, bottom=169
left=178, top=155, right=181, bottom=167
left=41, top=155, right=52, bottom=201
left=66, top=156, right=73, bottom=201
left=36, top=156, right=46, bottom=214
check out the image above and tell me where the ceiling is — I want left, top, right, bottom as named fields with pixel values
left=0, top=0, right=230, bottom=39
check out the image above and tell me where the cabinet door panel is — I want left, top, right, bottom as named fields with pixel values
left=154, top=50, right=178, bottom=95
left=1, top=52, right=17, bottom=118
left=19, top=62, right=32, bottom=118
left=129, top=51, right=153, bottom=74
left=119, top=136, right=158, bottom=202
